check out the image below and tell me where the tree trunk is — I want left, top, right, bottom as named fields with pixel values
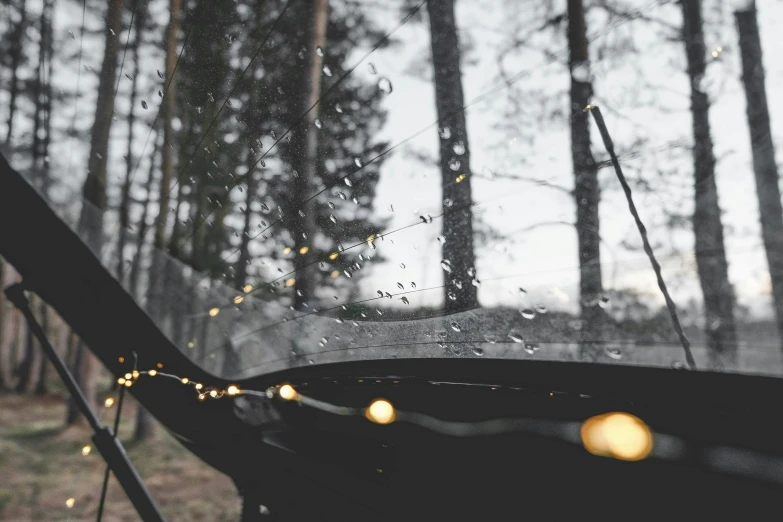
left=682, top=0, right=737, bottom=369
left=567, top=0, right=604, bottom=355
left=154, top=0, right=182, bottom=251
left=33, top=301, right=49, bottom=395
left=133, top=404, right=154, bottom=441
left=0, top=258, right=6, bottom=390
left=15, top=295, right=37, bottom=393
left=289, top=0, right=328, bottom=311
left=234, top=171, right=257, bottom=289
left=117, top=5, right=147, bottom=282
left=129, top=134, right=160, bottom=301
left=735, top=5, right=783, bottom=351
left=69, top=0, right=124, bottom=422
left=427, top=0, right=479, bottom=313
left=5, top=0, right=27, bottom=143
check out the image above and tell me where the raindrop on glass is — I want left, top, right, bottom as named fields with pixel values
left=598, top=296, right=610, bottom=309
left=354, top=157, right=363, bottom=168
left=450, top=322, right=461, bottom=332
left=314, top=118, right=323, bottom=129
left=401, top=296, right=410, bottom=305
left=448, top=158, right=461, bottom=171
left=344, top=178, right=353, bottom=187
left=437, top=236, right=446, bottom=245
left=520, top=309, right=536, bottom=320
left=368, top=62, right=377, bottom=74
left=438, top=126, right=451, bottom=140
left=440, top=260, right=452, bottom=273
left=323, top=65, right=332, bottom=77
left=472, top=347, right=484, bottom=356
left=329, top=214, right=337, bottom=223
left=604, top=347, right=622, bottom=360
left=508, top=332, right=524, bottom=344
left=377, top=77, right=393, bottom=95
left=315, top=46, right=324, bottom=57
left=535, top=304, right=548, bottom=314
left=141, top=100, right=148, bottom=109
left=452, top=141, right=465, bottom=155
left=397, top=282, right=404, bottom=290
left=443, top=197, right=453, bottom=207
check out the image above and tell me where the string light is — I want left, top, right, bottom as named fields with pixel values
left=279, top=384, right=299, bottom=401
left=233, top=295, right=244, bottom=304
left=181, top=377, right=189, bottom=384
left=285, top=278, right=296, bottom=287
left=118, top=356, right=125, bottom=363
left=65, top=498, right=75, bottom=508
left=187, top=341, right=195, bottom=349
left=209, top=307, right=220, bottom=317
left=299, top=246, right=309, bottom=255
left=226, top=384, right=241, bottom=396
left=117, top=377, right=126, bottom=385
left=283, top=247, right=292, bottom=254
left=328, top=252, right=339, bottom=260
left=104, top=397, right=115, bottom=408
left=148, top=369, right=157, bottom=376
left=81, top=445, right=92, bottom=456
left=455, top=173, right=466, bottom=183
left=581, top=412, right=652, bottom=461
left=365, top=399, right=396, bottom=424
left=124, top=373, right=132, bottom=380
left=131, top=370, right=140, bottom=379
left=243, top=284, right=254, bottom=293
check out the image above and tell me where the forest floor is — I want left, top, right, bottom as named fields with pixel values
left=0, top=393, right=241, bottom=521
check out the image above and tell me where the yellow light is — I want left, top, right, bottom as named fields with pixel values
left=455, top=173, right=466, bottom=183
left=583, top=104, right=594, bottom=112
left=581, top=412, right=652, bottom=462
left=366, top=234, right=376, bottom=243
left=124, top=380, right=133, bottom=387
left=148, top=369, right=157, bottom=376
left=283, top=247, right=292, bottom=254
left=131, top=370, right=140, bottom=379
left=365, top=399, right=396, bottom=425
left=209, top=307, right=220, bottom=317
left=156, top=363, right=163, bottom=369
left=181, top=377, right=189, bottom=384
left=717, top=46, right=723, bottom=52
left=118, top=377, right=126, bottom=385
left=118, top=356, right=125, bottom=363
left=187, top=341, right=195, bottom=349
left=299, top=246, right=309, bottom=255
left=209, top=390, right=218, bottom=398
left=124, top=373, right=132, bottom=380
left=81, top=445, right=92, bottom=456
left=279, top=384, right=299, bottom=401
left=330, top=270, right=339, bottom=278
left=226, top=384, right=240, bottom=396
left=104, top=397, right=115, bottom=408
left=198, top=393, right=206, bottom=401
left=243, top=284, right=253, bottom=293
left=285, top=278, right=296, bottom=287
left=328, top=252, right=339, bottom=260
left=233, top=295, right=244, bottom=304
left=711, top=50, right=718, bottom=58
left=66, top=497, right=75, bottom=508
left=195, top=383, right=203, bottom=390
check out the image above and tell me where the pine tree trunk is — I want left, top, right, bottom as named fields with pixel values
left=154, top=0, right=182, bottom=251
left=427, top=0, right=479, bottom=313
left=33, top=301, right=49, bottom=395
left=5, top=0, right=27, bottom=143
left=234, top=171, right=256, bottom=289
left=117, top=5, right=147, bottom=282
left=15, top=294, right=37, bottom=393
left=69, top=0, right=124, bottom=422
left=567, top=0, right=604, bottom=356
left=735, top=6, right=783, bottom=351
left=682, top=0, right=737, bottom=369
left=129, top=134, right=160, bottom=301
left=290, top=0, right=328, bottom=311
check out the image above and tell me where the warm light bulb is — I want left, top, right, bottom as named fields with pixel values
left=233, top=295, right=244, bottom=304
left=198, top=393, right=206, bottom=401
left=209, top=307, right=220, bottom=317
left=187, top=341, right=195, bottom=349
left=299, top=246, right=309, bottom=255
left=148, top=369, right=157, bottom=376
left=226, top=384, right=240, bottom=396
left=124, top=380, right=133, bottom=387
left=66, top=498, right=75, bottom=508
left=195, top=383, right=203, bottom=390
left=243, top=284, right=253, bottom=293
left=330, top=270, right=339, bottom=278
left=328, top=252, right=339, bottom=260
left=581, top=412, right=652, bottom=461
left=285, top=278, right=296, bottom=287
left=156, top=363, right=163, bottom=369
left=81, top=445, right=92, bottom=456
left=117, top=377, right=126, bottom=385
left=124, top=373, right=132, bottom=380
left=181, top=377, right=189, bottom=384
left=104, top=397, right=115, bottom=408
left=283, top=247, right=292, bottom=254
left=131, top=370, right=140, bottom=379
left=118, top=356, right=125, bottom=363
left=366, top=399, right=396, bottom=425
left=279, top=384, right=299, bottom=401
left=209, top=390, right=218, bottom=398
left=455, top=173, right=466, bottom=183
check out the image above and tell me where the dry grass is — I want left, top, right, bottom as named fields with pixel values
left=0, top=394, right=241, bottom=521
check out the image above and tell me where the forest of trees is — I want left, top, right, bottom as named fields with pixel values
left=1, top=0, right=782, bottom=438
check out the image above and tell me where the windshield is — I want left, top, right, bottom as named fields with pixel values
left=2, top=0, right=782, bottom=380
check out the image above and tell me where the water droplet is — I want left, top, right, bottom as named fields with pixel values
left=438, top=126, right=451, bottom=140
left=571, top=60, right=592, bottom=82
left=125, top=73, right=133, bottom=81
left=420, top=214, right=433, bottom=224
left=437, top=236, right=446, bottom=245
left=377, top=77, right=393, bottom=95
left=524, top=344, right=538, bottom=355
left=335, top=104, right=343, bottom=113
left=410, top=282, right=416, bottom=288
left=354, top=157, right=363, bottom=168
left=471, top=279, right=481, bottom=288
left=535, top=304, right=548, bottom=314
left=323, top=65, right=332, bottom=77
left=314, top=118, right=323, bottom=129
left=440, top=260, right=452, bottom=273
left=452, top=141, right=465, bottom=155
left=448, top=158, right=461, bottom=171
left=158, top=90, right=163, bottom=97
left=401, top=296, right=410, bottom=305
left=329, top=214, right=337, bottom=223
left=343, top=270, right=352, bottom=278
left=508, top=332, right=524, bottom=344
left=447, top=291, right=456, bottom=301
left=520, top=309, right=536, bottom=320
left=157, top=69, right=164, bottom=79
left=443, top=197, right=453, bottom=207
left=368, top=62, right=377, bottom=74
left=344, top=177, right=353, bottom=187
left=68, top=30, right=75, bottom=39
left=315, top=46, right=324, bottom=57
left=671, top=361, right=685, bottom=370
left=472, top=347, right=484, bottom=356
left=400, top=263, right=406, bottom=269
left=484, top=334, right=497, bottom=344
left=604, top=347, right=622, bottom=360
left=598, top=296, right=610, bottom=309
left=450, top=322, right=461, bottom=332
left=397, top=282, right=404, bottom=290
left=518, top=287, right=527, bottom=296
left=298, top=210, right=306, bottom=217
left=141, top=100, right=148, bottom=109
